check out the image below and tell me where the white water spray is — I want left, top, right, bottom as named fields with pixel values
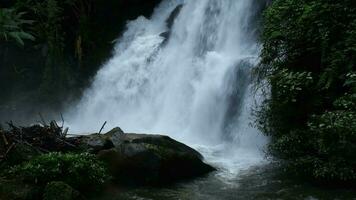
left=68, top=0, right=267, bottom=178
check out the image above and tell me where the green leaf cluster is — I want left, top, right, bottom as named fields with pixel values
left=256, top=0, right=356, bottom=183
left=6, top=152, right=110, bottom=191
left=0, top=8, right=35, bottom=46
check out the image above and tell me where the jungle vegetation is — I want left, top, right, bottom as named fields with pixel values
left=0, top=0, right=161, bottom=122
left=257, top=0, right=356, bottom=184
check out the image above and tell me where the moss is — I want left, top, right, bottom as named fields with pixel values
left=143, top=143, right=174, bottom=158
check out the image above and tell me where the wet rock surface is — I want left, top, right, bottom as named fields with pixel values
left=78, top=128, right=215, bottom=185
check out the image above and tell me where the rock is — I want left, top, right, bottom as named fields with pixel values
left=104, top=127, right=124, bottom=146
left=159, top=31, right=170, bottom=42
left=78, top=127, right=124, bottom=153
left=43, top=181, right=85, bottom=200
left=160, top=4, right=184, bottom=45
left=78, top=128, right=215, bottom=185
left=166, top=4, right=183, bottom=29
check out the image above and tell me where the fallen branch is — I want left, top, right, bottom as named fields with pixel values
left=60, top=113, right=65, bottom=128
left=1, top=131, right=8, bottom=146
left=38, top=113, right=47, bottom=126
left=2, top=120, right=79, bottom=153
left=62, top=127, right=69, bottom=138
left=98, top=121, right=107, bottom=134
left=4, top=143, right=15, bottom=157
left=55, top=138, right=77, bottom=148
left=6, top=121, right=18, bottom=131
left=22, top=141, right=49, bottom=153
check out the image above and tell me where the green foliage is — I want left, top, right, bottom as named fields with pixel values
left=14, top=0, right=78, bottom=101
left=272, top=69, right=313, bottom=103
left=257, top=0, right=356, bottom=183
left=0, top=0, right=162, bottom=118
left=7, top=152, right=110, bottom=190
left=43, top=181, right=83, bottom=200
left=307, top=111, right=356, bottom=180
left=0, top=8, right=35, bottom=46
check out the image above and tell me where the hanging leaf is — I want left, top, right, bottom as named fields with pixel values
left=0, top=8, right=35, bottom=46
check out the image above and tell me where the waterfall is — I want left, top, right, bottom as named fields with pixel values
left=67, top=0, right=267, bottom=175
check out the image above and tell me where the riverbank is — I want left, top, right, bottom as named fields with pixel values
left=0, top=122, right=214, bottom=200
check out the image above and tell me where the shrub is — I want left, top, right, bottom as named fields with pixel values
left=7, top=152, right=110, bottom=191
left=307, top=110, right=356, bottom=181
left=0, top=8, right=34, bottom=46
left=256, top=0, right=356, bottom=183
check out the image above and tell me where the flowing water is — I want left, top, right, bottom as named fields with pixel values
left=67, top=0, right=356, bottom=199
left=69, top=0, right=267, bottom=170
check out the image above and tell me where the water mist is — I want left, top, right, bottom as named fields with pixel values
left=67, top=0, right=268, bottom=178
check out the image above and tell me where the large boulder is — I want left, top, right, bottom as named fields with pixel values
left=76, top=127, right=124, bottom=153
left=78, top=128, right=215, bottom=185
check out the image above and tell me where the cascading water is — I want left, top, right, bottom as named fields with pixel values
left=68, top=0, right=267, bottom=183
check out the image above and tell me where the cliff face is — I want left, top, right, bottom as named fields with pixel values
left=0, top=0, right=162, bottom=123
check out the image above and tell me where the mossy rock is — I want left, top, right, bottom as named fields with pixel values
left=43, top=181, right=85, bottom=200
left=96, top=132, right=215, bottom=185
left=77, top=127, right=124, bottom=153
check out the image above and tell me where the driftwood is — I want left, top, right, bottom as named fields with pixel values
left=62, top=127, right=69, bottom=138
left=60, top=113, right=65, bottom=128
left=0, top=119, right=80, bottom=161
left=1, top=131, right=8, bottom=146
left=98, top=121, right=107, bottom=134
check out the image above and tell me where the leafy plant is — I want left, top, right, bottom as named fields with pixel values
left=256, top=0, right=356, bottom=183
left=0, top=8, right=35, bottom=46
left=7, top=152, right=110, bottom=191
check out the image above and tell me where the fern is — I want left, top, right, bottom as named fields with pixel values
left=0, top=8, right=35, bottom=46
